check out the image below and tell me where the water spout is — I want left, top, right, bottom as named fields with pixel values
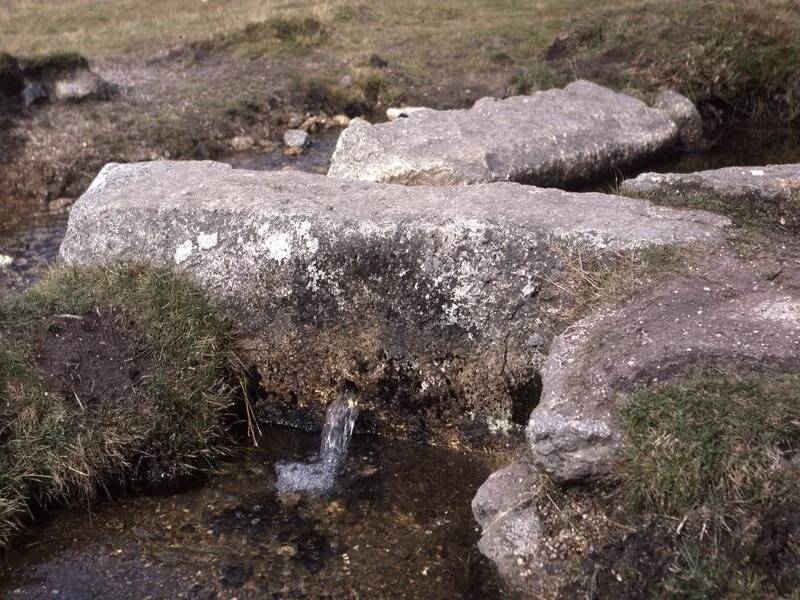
left=275, top=382, right=359, bottom=494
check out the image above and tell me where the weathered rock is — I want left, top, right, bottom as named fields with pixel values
left=473, top=462, right=543, bottom=596
left=620, top=163, right=800, bottom=230
left=528, top=254, right=800, bottom=482
left=53, top=69, right=116, bottom=102
left=331, top=114, right=351, bottom=127
left=329, top=80, right=678, bottom=186
left=283, top=128, right=311, bottom=149
left=653, top=88, right=706, bottom=151
left=60, top=161, right=728, bottom=447
left=472, top=460, right=580, bottom=598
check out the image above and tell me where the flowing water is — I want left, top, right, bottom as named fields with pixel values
left=276, top=384, right=360, bottom=494
left=1, top=125, right=800, bottom=597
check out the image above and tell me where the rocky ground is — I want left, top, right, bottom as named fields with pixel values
left=2, top=1, right=800, bottom=598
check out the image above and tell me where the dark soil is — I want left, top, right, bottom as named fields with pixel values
left=34, top=311, right=154, bottom=410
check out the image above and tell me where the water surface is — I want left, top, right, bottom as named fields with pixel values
left=0, top=428, right=503, bottom=599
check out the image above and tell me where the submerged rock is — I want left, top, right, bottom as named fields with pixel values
left=528, top=255, right=800, bottom=483
left=472, top=461, right=550, bottom=598
left=329, top=80, right=678, bottom=186
left=620, top=163, right=800, bottom=230
left=60, top=161, right=728, bottom=447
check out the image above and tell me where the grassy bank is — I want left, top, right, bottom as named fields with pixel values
left=0, top=265, right=239, bottom=546
left=531, top=0, right=800, bottom=124
left=609, top=371, right=800, bottom=597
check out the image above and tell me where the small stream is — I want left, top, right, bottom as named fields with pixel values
left=0, top=428, right=503, bottom=599
left=1, top=124, right=800, bottom=597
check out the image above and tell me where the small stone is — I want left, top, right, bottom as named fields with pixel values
left=53, top=69, right=116, bottom=102
left=229, top=136, right=255, bottom=151
left=48, top=197, right=74, bottom=212
left=299, top=116, right=322, bottom=133
left=0, top=254, right=13, bottom=268
left=332, top=114, right=351, bottom=127
left=283, top=129, right=310, bottom=149
left=338, top=75, right=353, bottom=87
left=287, top=114, right=304, bottom=128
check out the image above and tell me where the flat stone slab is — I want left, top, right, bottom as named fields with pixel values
left=328, top=80, right=678, bottom=186
left=60, top=161, right=728, bottom=447
left=528, top=253, right=800, bottom=482
left=620, top=163, right=800, bottom=230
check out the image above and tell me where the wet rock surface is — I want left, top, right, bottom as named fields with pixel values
left=328, top=80, right=678, bottom=186
left=529, top=250, right=800, bottom=483
left=60, top=160, right=728, bottom=447
left=620, top=162, right=800, bottom=230
left=0, top=428, right=502, bottom=599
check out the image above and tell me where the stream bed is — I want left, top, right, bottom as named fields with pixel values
left=0, top=428, right=503, bottom=599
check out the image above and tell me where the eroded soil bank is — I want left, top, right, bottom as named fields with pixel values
left=0, top=428, right=503, bottom=599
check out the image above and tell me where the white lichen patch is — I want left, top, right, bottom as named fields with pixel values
left=197, top=231, right=218, bottom=250
left=174, top=240, right=194, bottom=264
left=264, top=231, right=292, bottom=261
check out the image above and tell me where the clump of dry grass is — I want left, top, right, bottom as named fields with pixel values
left=547, top=243, right=691, bottom=321
left=549, top=0, right=800, bottom=123
left=195, top=14, right=329, bottom=56
left=0, top=264, right=241, bottom=547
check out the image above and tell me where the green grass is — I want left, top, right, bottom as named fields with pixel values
left=506, top=62, right=565, bottom=96
left=614, top=371, right=800, bottom=597
left=619, top=372, right=800, bottom=515
left=0, top=264, right=240, bottom=547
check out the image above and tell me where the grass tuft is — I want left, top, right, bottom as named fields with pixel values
left=0, top=264, right=240, bottom=547
left=196, top=14, right=327, bottom=56
left=618, top=371, right=800, bottom=515
left=547, top=243, right=692, bottom=321
left=506, top=62, right=565, bottom=96
left=551, top=0, right=800, bottom=123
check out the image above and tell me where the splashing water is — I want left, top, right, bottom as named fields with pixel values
left=275, top=383, right=359, bottom=494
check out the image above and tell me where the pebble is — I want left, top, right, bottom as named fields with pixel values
left=283, top=129, right=311, bottom=150
left=229, top=136, right=255, bottom=151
